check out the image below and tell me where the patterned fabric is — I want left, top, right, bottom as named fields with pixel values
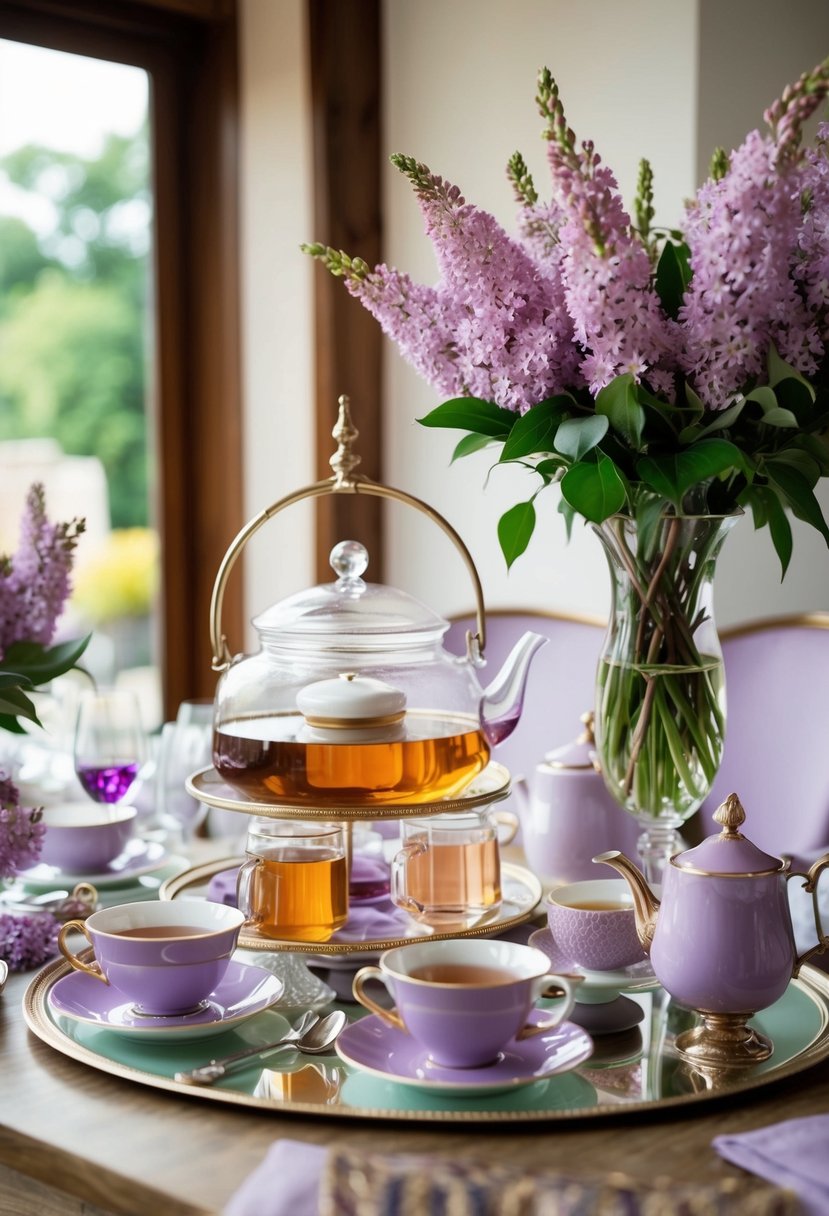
left=320, top=1150, right=799, bottom=1216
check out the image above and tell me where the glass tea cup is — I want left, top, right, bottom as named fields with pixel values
left=390, top=809, right=516, bottom=928
left=236, top=820, right=349, bottom=943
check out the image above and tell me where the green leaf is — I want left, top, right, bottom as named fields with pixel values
left=680, top=397, right=745, bottom=443
left=636, top=439, right=746, bottom=507
left=774, top=376, right=818, bottom=421
left=655, top=240, right=692, bottom=319
left=0, top=714, right=27, bottom=735
left=595, top=374, right=645, bottom=448
left=500, top=397, right=570, bottom=461
left=744, top=386, right=778, bottom=413
left=767, top=463, right=829, bottom=545
left=497, top=501, right=537, bottom=569
left=0, top=635, right=91, bottom=685
left=682, top=382, right=707, bottom=416
left=0, top=671, right=34, bottom=691
left=764, top=449, right=820, bottom=485
left=418, top=397, right=515, bottom=437
left=796, top=433, right=829, bottom=475
left=561, top=453, right=627, bottom=523
left=557, top=496, right=576, bottom=541
left=767, top=344, right=816, bottom=400
left=0, top=685, right=40, bottom=725
left=763, top=489, right=794, bottom=580
left=451, top=433, right=498, bottom=462
left=554, top=414, right=609, bottom=461
left=535, top=457, right=567, bottom=482
left=761, top=407, right=799, bottom=428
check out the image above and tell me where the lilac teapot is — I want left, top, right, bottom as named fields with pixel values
left=596, top=793, right=829, bottom=1067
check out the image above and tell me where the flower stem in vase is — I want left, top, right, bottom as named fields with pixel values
left=593, top=510, right=737, bottom=884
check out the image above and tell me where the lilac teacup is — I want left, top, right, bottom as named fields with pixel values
left=546, top=878, right=646, bottom=972
left=38, top=803, right=136, bottom=874
left=352, top=938, right=577, bottom=1068
left=57, top=900, right=245, bottom=1016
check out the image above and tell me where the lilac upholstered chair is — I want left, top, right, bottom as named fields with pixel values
left=444, top=609, right=606, bottom=779
left=699, top=614, right=829, bottom=860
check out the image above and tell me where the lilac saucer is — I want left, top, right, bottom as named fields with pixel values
left=335, top=1010, right=593, bottom=1096
left=528, top=928, right=659, bottom=995
left=17, top=839, right=169, bottom=891
left=47, top=959, right=284, bottom=1042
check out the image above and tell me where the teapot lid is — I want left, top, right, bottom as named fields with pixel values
left=253, top=540, right=447, bottom=649
left=296, top=672, right=407, bottom=727
left=544, top=712, right=598, bottom=772
left=674, top=794, right=783, bottom=875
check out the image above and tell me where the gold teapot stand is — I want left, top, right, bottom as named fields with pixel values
left=674, top=1011, right=773, bottom=1069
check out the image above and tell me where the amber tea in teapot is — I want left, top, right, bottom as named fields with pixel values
left=214, top=708, right=489, bottom=805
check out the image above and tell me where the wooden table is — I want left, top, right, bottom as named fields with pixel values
left=2, top=957, right=829, bottom=1216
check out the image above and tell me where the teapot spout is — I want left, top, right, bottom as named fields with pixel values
left=479, top=632, right=547, bottom=746
left=593, top=850, right=659, bottom=955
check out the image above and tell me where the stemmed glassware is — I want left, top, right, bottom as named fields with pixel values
left=154, top=698, right=213, bottom=844
left=73, top=687, right=146, bottom=806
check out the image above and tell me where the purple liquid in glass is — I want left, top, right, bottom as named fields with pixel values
left=77, top=761, right=140, bottom=804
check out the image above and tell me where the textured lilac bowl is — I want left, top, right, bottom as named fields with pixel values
left=38, top=804, right=137, bottom=873
left=546, top=879, right=646, bottom=972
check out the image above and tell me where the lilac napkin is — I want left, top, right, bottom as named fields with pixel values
left=713, top=1115, right=829, bottom=1215
left=223, top=1140, right=323, bottom=1216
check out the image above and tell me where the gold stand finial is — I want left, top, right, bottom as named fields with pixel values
left=714, top=792, right=746, bottom=837
left=330, top=395, right=361, bottom=487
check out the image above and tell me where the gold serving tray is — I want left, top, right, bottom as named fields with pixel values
left=185, top=761, right=511, bottom=821
left=23, top=960, right=829, bottom=1124
left=158, top=858, right=542, bottom=956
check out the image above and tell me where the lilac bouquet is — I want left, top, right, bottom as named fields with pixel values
left=0, top=486, right=88, bottom=968
left=304, top=60, right=829, bottom=575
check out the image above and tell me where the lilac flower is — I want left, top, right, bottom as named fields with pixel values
left=796, top=125, right=829, bottom=346
left=0, top=774, right=44, bottom=878
left=0, top=912, right=59, bottom=971
left=678, top=130, right=812, bottom=405
left=0, top=484, right=84, bottom=662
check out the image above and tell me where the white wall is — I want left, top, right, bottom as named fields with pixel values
left=239, top=0, right=829, bottom=632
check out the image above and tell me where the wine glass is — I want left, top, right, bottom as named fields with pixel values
left=74, top=687, right=146, bottom=805
left=154, top=698, right=213, bottom=844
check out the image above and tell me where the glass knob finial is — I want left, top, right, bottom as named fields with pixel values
left=330, top=540, right=369, bottom=582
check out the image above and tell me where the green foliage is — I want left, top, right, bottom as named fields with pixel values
left=0, top=129, right=150, bottom=528
left=0, top=635, right=91, bottom=733
left=418, top=342, right=829, bottom=569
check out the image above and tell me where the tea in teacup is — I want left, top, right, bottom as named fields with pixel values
left=352, top=938, right=577, bottom=1068
left=236, top=821, right=348, bottom=942
left=546, top=879, right=646, bottom=971
left=57, top=900, right=245, bottom=1015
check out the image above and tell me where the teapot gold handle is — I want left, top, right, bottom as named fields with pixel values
left=209, top=396, right=487, bottom=671
left=786, top=852, right=829, bottom=974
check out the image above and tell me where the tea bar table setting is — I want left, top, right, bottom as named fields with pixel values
left=7, top=43, right=829, bottom=1205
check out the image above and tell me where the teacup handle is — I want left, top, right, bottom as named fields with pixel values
left=515, top=973, right=578, bottom=1040
left=788, top=852, right=829, bottom=973
left=492, top=809, right=519, bottom=847
left=352, top=965, right=405, bottom=1032
left=236, top=857, right=263, bottom=925
left=390, top=843, right=426, bottom=917
left=57, top=919, right=107, bottom=984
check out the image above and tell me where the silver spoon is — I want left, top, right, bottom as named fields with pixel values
left=175, top=1009, right=346, bottom=1086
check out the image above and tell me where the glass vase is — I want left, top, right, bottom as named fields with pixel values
left=593, top=511, right=738, bottom=883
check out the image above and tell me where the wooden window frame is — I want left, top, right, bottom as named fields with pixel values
left=0, top=0, right=243, bottom=717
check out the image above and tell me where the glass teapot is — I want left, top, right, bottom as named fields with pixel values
left=211, top=539, right=544, bottom=806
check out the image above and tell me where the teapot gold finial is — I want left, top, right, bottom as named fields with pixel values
left=578, top=710, right=595, bottom=746
left=713, top=792, right=746, bottom=838
left=330, top=395, right=361, bottom=487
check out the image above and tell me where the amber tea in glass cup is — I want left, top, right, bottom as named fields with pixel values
left=236, top=820, right=348, bottom=943
left=390, top=809, right=515, bottom=928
